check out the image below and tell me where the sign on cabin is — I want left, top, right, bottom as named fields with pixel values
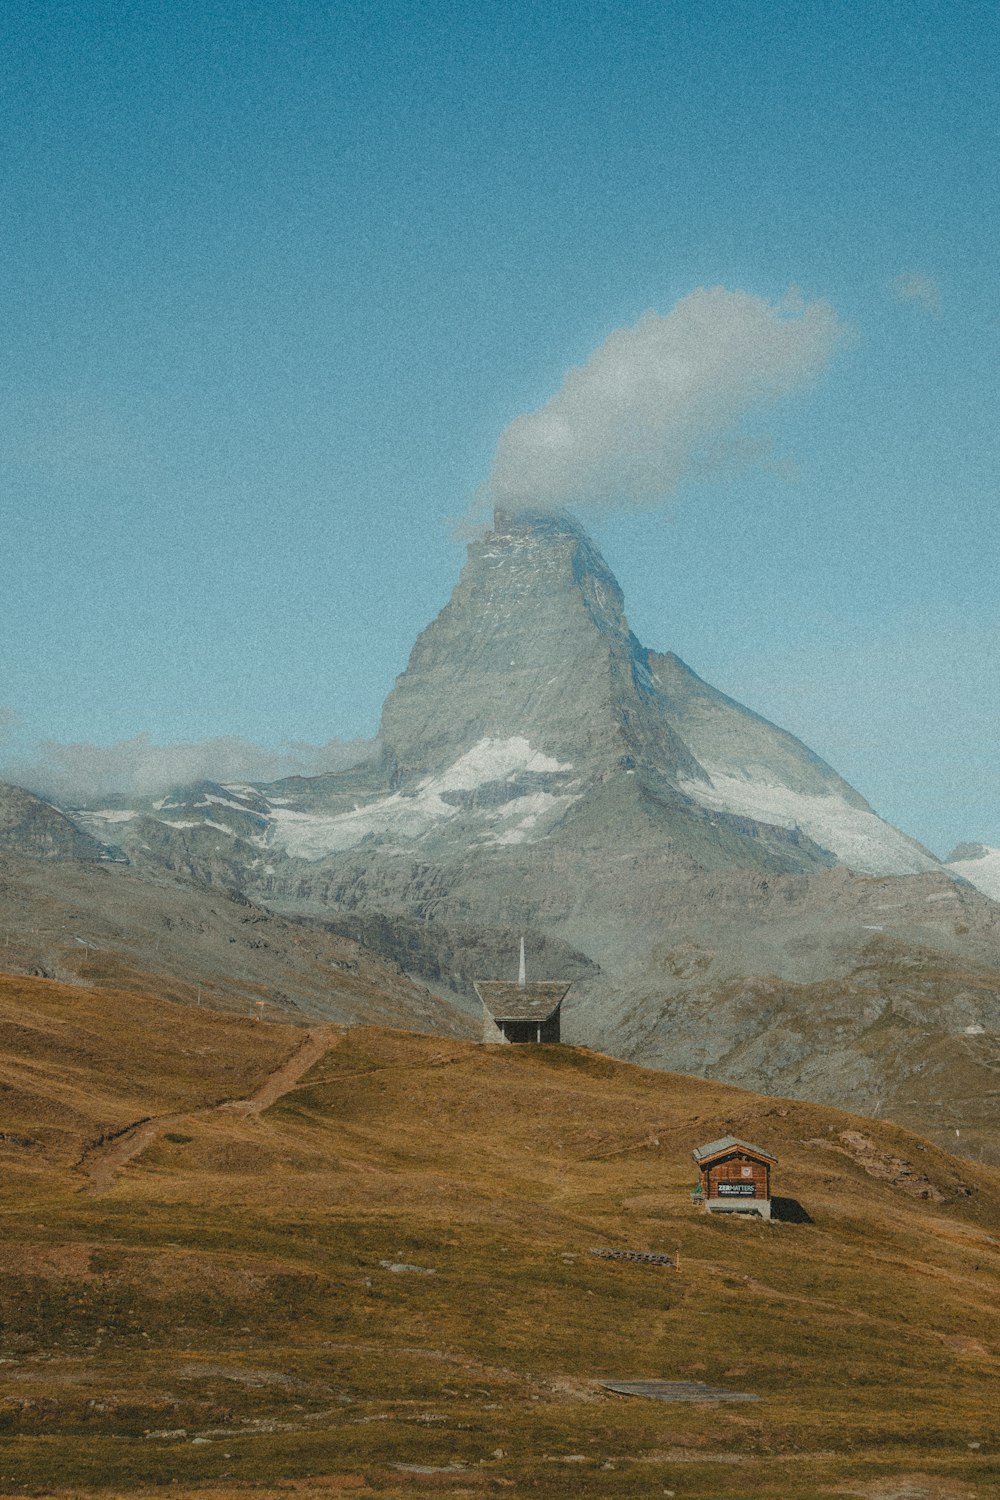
left=692, top=1136, right=777, bottom=1220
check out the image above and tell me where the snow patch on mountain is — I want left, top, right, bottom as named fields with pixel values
left=945, top=845, right=1000, bottom=902
left=267, top=737, right=575, bottom=860
left=481, top=790, right=582, bottom=846
left=72, top=808, right=138, bottom=826
left=158, top=818, right=234, bottom=833
left=679, top=770, right=940, bottom=876
left=434, top=736, right=571, bottom=789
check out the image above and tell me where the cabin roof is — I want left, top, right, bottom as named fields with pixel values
left=473, top=980, right=571, bottom=1022
left=692, top=1135, right=777, bottom=1166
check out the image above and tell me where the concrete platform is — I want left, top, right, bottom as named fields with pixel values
left=704, top=1195, right=771, bottom=1219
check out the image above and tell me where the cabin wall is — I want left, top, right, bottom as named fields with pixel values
left=699, top=1154, right=771, bottom=1202
left=708, top=1160, right=769, bottom=1199
left=481, top=1010, right=507, bottom=1044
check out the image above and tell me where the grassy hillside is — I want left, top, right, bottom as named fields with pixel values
left=1, top=973, right=998, bottom=1498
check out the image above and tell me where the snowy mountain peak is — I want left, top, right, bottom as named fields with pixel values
left=368, top=509, right=938, bottom=876
left=50, top=513, right=946, bottom=883
left=377, top=506, right=696, bottom=785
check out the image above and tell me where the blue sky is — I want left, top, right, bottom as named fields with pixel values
left=1, top=0, right=997, bottom=854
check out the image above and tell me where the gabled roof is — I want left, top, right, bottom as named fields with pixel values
left=692, top=1135, right=777, bottom=1166
left=473, top=980, right=571, bottom=1022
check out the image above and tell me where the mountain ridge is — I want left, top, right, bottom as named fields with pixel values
left=15, top=511, right=950, bottom=883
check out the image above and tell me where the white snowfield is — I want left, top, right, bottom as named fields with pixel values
left=265, top=737, right=577, bottom=860
left=153, top=817, right=235, bottom=833
left=158, top=792, right=254, bottom=813
left=679, top=769, right=941, bottom=876
left=71, top=808, right=138, bottom=825
left=946, top=846, right=1000, bottom=902
left=202, top=792, right=258, bottom=812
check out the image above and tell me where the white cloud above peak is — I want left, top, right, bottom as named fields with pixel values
left=485, top=286, right=849, bottom=515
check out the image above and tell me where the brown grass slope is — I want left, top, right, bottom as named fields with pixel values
left=1, top=974, right=999, bottom=1499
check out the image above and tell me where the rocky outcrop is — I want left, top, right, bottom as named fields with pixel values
left=0, top=784, right=119, bottom=862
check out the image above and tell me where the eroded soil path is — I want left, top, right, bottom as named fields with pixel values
left=219, top=1025, right=332, bottom=1116
left=80, top=1025, right=338, bottom=1193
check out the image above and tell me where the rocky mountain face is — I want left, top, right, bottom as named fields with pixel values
left=373, top=508, right=932, bottom=877
left=0, top=851, right=474, bottom=1036
left=0, top=783, right=120, bottom=863
left=380, top=509, right=703, bottom=781
left=8, top=509, right=1000, bottom=1159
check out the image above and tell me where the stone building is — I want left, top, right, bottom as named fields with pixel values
left=474, top=939, right=571, bottom=1044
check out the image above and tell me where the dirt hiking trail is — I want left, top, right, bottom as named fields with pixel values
left=80, top=1025, right=338, bottom=1193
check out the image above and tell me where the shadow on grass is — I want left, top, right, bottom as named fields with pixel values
left=771, top=1196, right=813, bottom=1224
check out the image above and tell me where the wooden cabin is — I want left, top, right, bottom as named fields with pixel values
left=692, top=1136, right=776, bottom=1219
